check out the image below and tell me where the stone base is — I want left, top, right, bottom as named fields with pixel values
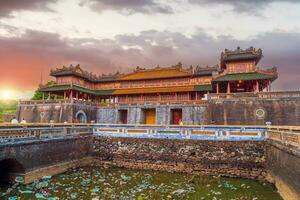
left=266, top=173, right=300, bottom=200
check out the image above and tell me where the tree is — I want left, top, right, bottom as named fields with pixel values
left=31, top=80, right=58, bottom=100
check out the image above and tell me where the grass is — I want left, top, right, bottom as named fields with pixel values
left=0, top=99, right=17, bottom=122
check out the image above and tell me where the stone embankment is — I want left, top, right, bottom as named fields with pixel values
left=1, top=125, right=300, bottom=200
left=92, top=137, right=266, bottom=179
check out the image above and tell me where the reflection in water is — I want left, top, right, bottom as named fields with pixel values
left=1, top=167, right=282, bottom=200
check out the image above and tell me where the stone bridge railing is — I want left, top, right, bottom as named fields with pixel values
left=267, top=126, right=300, bottom=148
left=0, top=124, right=93, bottom=143
left=1, top=124, right=300, bottom=146
left=93, top=124, right=267, bottom=140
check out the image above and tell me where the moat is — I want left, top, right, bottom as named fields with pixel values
left=0, top=167, right=282, bottom=200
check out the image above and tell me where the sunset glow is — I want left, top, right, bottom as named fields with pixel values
left=0, top=89, right=14, bottom=100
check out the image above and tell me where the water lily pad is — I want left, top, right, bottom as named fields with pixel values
left=15, top=176, right=24, bottom=183
left=35, top=193, right=46, bottom=199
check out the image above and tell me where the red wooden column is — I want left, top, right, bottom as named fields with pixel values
left=256, top=80, right=259, bottom=92
left=216, top=83, right=219, bottom=94
left=227, top=82, right=231, bottom=93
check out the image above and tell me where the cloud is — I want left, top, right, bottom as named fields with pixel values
left=189, top=0, right=300, bottom=14
left=80, top=0, right=173, bottom=15
left=0, top=28, right=299, bottom=91
left=117, top=30, right=300, bottom=90
left=0, top=0, right=57, bottom=17
left=0, top=30, right=148, bottom=89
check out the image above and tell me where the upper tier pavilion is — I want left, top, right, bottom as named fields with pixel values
left=40, top=47, right=278, bottom=104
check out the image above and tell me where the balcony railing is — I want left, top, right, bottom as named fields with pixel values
left=19, top=98, right=208, bottom=107
left=19, top=99, right=100, bottom=107
left=113, top=99, right=207, bottom=105
left=207, top=91, right=300, bottom=100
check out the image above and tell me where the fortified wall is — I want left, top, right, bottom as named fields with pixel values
left=97, top=104, right=207, bottom=125
left=206, top=93, right=300, bottom=125
left=0, top=136, right=92, bottom=183
left=17, top=100, right=98, bottom=123
left=17, top=91, right=300, bottom=126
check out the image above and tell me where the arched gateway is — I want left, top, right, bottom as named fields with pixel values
left=0, top=159, right=25, bottom=186
left=75, top=110, right=87, bottom=123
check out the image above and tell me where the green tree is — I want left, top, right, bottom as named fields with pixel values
left=31, top=80, right=60, bottom=100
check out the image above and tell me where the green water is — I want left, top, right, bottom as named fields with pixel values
left=1, top=167, right=282, bottom=200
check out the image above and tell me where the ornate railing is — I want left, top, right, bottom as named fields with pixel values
left=267, top=126, right=300, bottom=148
left=93, top=124, right=267, bottom=140
left=19, top=98, right=207, bottom=107
left=108, top=99, right=207, bottom=106
left=19, top=99, right=72, bottom=105
left=207, top=91, right=300, bottom=100
left=19, top=99, right=100, bottom=107
left=0, top=124, right=93, bottom=143
left=1, top=123, right=300, bottom=146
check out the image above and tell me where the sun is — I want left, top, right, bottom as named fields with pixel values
left=0, top=90, right=14, bottom=100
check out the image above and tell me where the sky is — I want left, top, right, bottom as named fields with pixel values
left=0, top=0, right=299, bottom=99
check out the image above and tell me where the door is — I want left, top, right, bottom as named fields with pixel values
left=171, top=109, right=182, bottom=125
left=119, top=110, right=128, bottom=124
left=145, top=109, right=156, bottom=124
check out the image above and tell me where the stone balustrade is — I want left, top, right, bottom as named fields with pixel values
left=1, top=124, right=300, bottom=149
left=19, top=98, right=208, bottom=107
left=267, top=126, right=300, bottom=148
left=19, top=99, right=100, bottom=107
left=0, top=124, right=93, bottom=143
left=93, top=124, right=267, bottom=141
left=207, top=91, right=300, bottom=100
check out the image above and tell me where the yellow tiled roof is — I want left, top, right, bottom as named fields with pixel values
left=119, top=67, right=192, bottom=80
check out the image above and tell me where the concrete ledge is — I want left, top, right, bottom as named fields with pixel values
left=23, top=157, right=94, bottom=184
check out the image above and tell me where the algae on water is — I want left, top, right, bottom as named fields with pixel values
left=1, top=167, right=282, bottom=200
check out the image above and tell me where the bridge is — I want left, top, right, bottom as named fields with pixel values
left=0, top=124, right=299, bottom=199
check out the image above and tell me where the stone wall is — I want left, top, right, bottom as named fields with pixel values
left=17, top=96, right=300, bottom=125
left=266, top=140, right=300, bottom=200
left=17, top=103, right=73, bottom=123
left=96, top=104, right=207, bottom=125
left=92, top=136, right=266, bottom=179
left=206, top=98, right=300, bottom=125
left=17, top=102, right=97, bottom=123
left=0, top=136, right=92, bottom=172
